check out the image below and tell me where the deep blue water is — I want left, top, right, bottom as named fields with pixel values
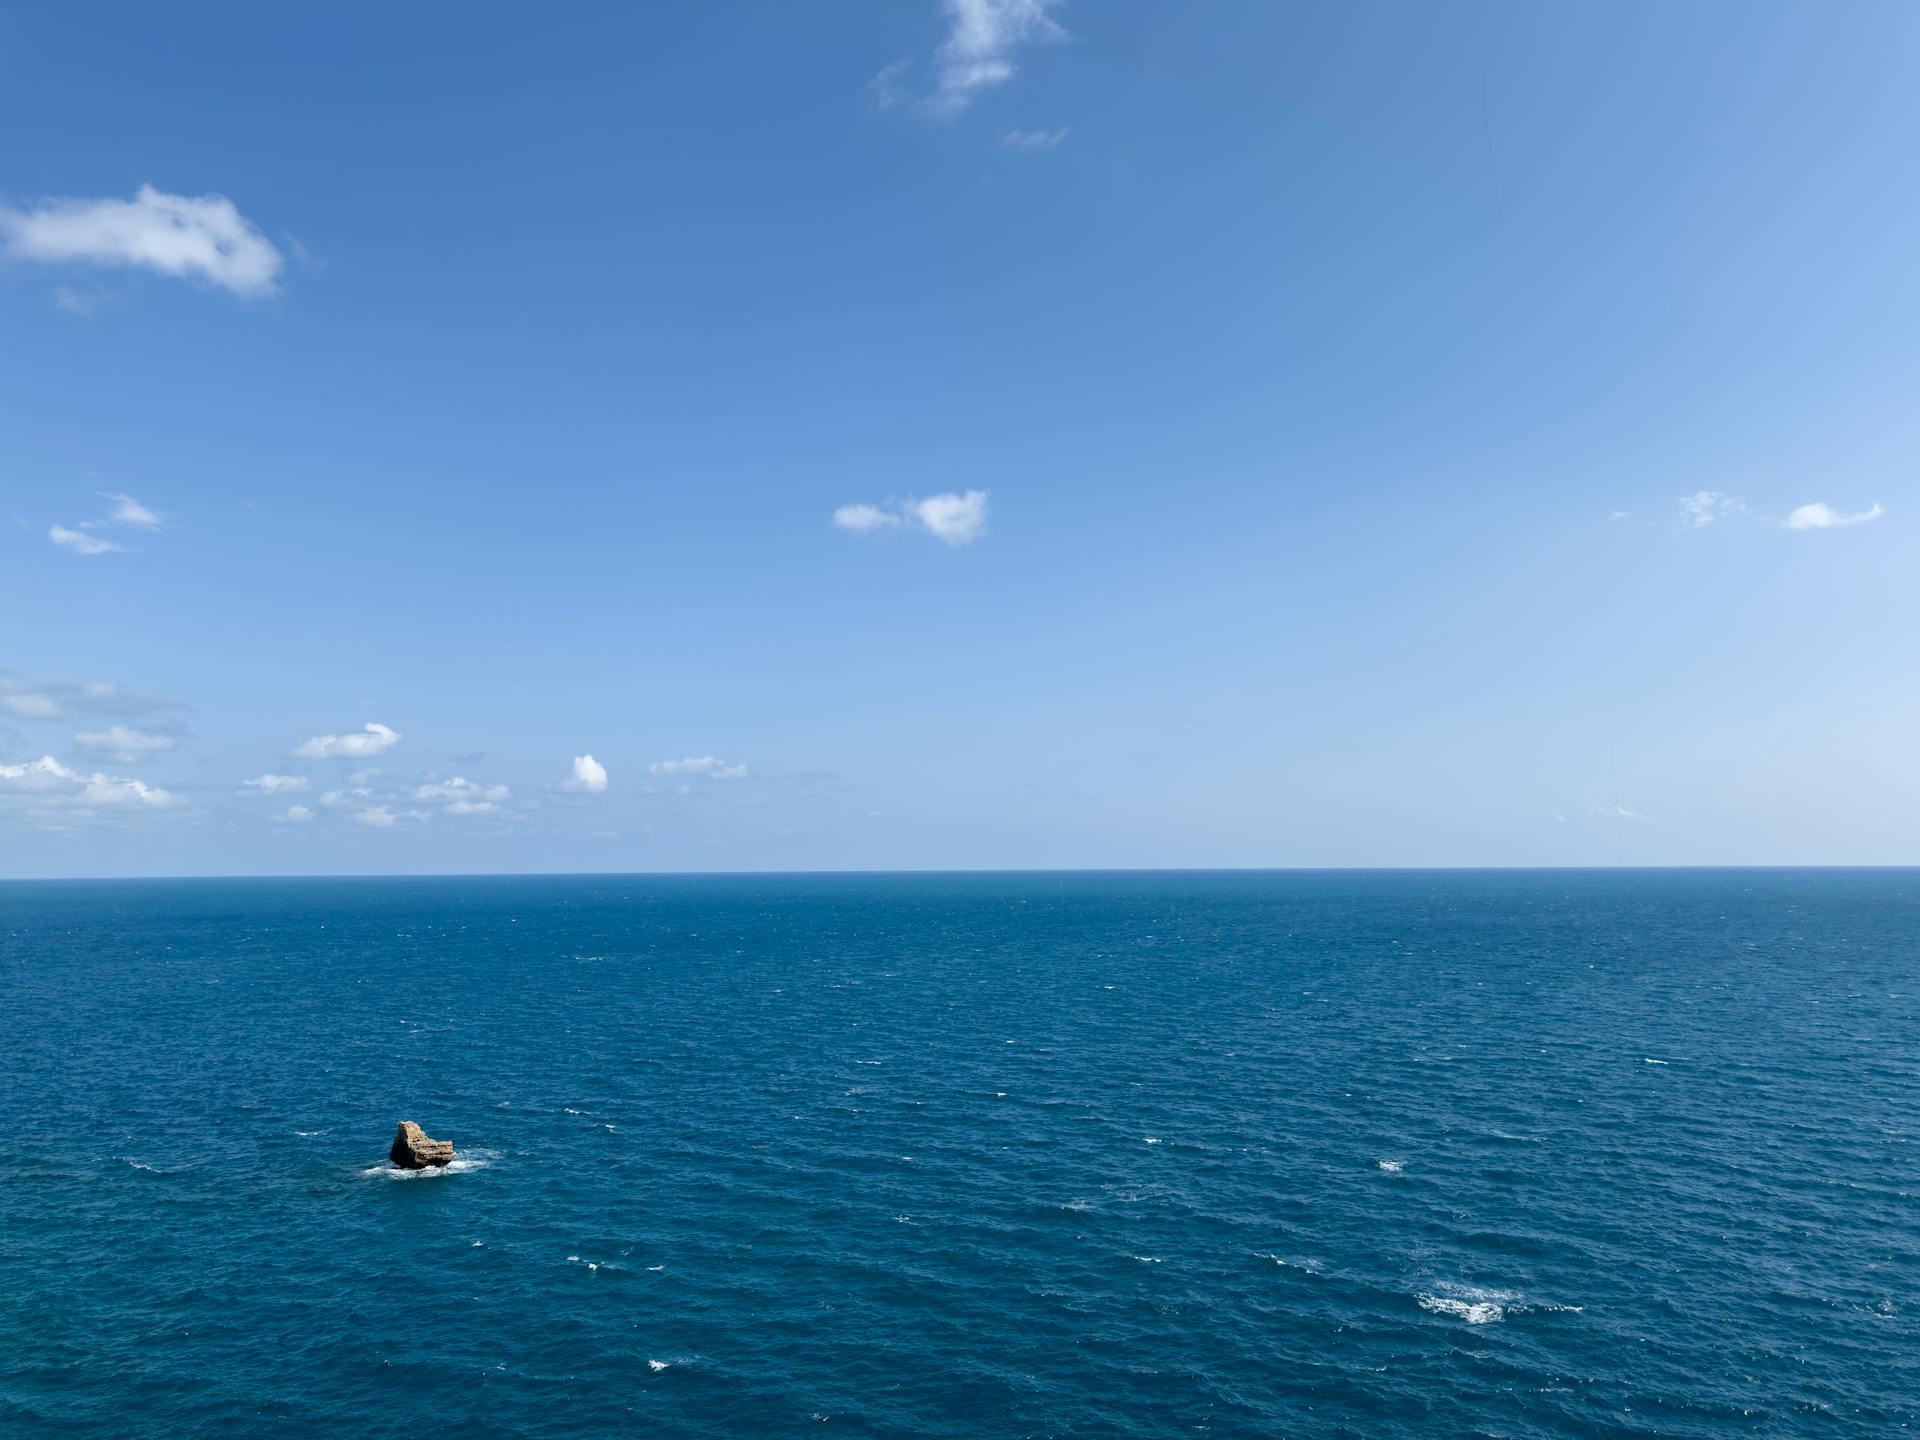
left=1, top=871, right=1915, bottom=1438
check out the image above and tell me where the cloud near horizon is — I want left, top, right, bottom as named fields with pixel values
left=293, top=722, right=401, bottom=760
left=1785, top=501, right=1883, bottom=530
left=242, top=773, right=310, bottom=795
left=0, top=185, right=283, bottom=298
left=834, top=489, right=989, bottom=546
left=415, top=776, right=511, bottom=815
left=649, top=756, right=748, bottom=779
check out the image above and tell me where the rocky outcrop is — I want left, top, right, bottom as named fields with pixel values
left=389, top=1120, right=454, bottom=1169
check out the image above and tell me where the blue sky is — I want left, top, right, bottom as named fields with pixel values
left=2, top=1, right=1915, bottom=876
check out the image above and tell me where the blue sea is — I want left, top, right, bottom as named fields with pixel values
left=1, top=871, right=1914, bottom=1437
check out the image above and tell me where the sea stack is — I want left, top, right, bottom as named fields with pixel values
left=389, top=1120, right=454, bottom=1169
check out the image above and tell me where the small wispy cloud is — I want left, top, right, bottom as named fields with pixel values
left=281, top=804, right=314, bottom=823
left=0, top=185, right=283, bottom=298
left=73, top=726, right=174, bottom=763
left=1591, top=804, right=1654, bottom=823
left=47, top=491, right=164, bottom=555
left=242, top=773, right=310, bottom=795
left=101, top=492, right=162, bottom=528
left=293, top=721, right=401, bottom=760
left=870, top=58, right=914, bottom=112
left=1677, top=492, right=1745, bottom=529
left=832, top=503, right=904, bottom=535
left=1001, top=127, right=1068, bottom=150
left=1784, top=501, right=1883, bottom=530
left=50, top=524, right=122, bottom=555
left=833, top=489, right=990, bottom=546
left=558, top=754, right=609, bottom=794
left=876, top=0, right=1066, bottom=120
left=930, top=0, right=1066, bottom=117
left=415, top=776, right=510, bottom=815
left=649, top=756, right=748, bottom=780
left=0, top=675, right=172, bottom=723
left=54, top=284, right=109, bottom=316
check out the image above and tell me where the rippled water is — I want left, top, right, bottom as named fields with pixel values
left=1, top=871, right=1914, bottom=1437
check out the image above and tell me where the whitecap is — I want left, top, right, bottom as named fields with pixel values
left=1143, top=1137, right=1162, bottom=1145
left=1132, top=1255, right=1163, bottom=1263
left=1643, top=1058, right=1670, bottom=1065
left=1419, top=1295, right=1504, bottom=1324
left=1418, top=1282, right=1524, bottom=1325
left=1260, top=1254, right=1323, bottom=1273
left=648, top=1360, right=670, bottom=1372
left=1377, top=1159, right=1404, bottom=1172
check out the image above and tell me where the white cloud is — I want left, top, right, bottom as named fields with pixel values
left=101, top=492, right=162, bottom=528
left=0, top=185, right=283, bottom=298
left=0, top=754, right=183, bottom=810
left=1785, top=501, right=1883, bottom=530
left=0, top=755, right=81, bottom=792
left=1677, top=491, right=1745, bottom=528
left=1591, top=804, right=1653, bottom=822
left=243, top=773, right=310, bottom=795
left=354, top=805, right=399, bottom=828
left=649, top=756, right=748, bottom=779
left=50, top=524, right=121, bottom=555
left=282, top=804, right=314, bottom=823
left=1002, top=127, right=1068, bottom=150
left=832, top=503, right=904, bottom=534
left=913, top=490, right=990, bottom=545
left=294, top=722, right=401, bottom=759
left=559, top=754, right=609, bottom=794
left=833, top=489, right=989, bottom=546
left=416, top=776, right=510, bottom=815
left=74, top=774, right=183, bottom=809
left=74, top=726, right=175, bottom=762
left=926, top=0, right=1066, bottom=118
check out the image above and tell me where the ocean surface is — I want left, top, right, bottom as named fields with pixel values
left=1, top=871, right=1914, bottom=1438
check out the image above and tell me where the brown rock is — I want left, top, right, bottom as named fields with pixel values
left=389, top=1120, right=455, bottom=1169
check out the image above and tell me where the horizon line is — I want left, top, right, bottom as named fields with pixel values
left=4, top=863, right=1918, bottom=884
